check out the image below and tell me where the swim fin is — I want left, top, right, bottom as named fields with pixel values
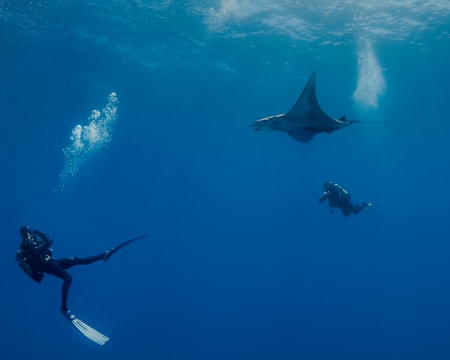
left=62, top=309, right=110, bottom=345
left=104, top=234, right=149, bottom=262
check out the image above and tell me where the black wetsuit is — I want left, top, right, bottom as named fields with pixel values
left=34, top=254, right=106, bottom=311
left=16, top=228, right=107, bottom=312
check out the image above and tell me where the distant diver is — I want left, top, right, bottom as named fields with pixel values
left=15, top=225, right=148, bottom=345
left=319, top=181, right=372, bottom=217
left=252, top=71, right=360, bottom=142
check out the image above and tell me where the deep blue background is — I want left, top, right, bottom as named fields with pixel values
left=2, top=1, right=450, bottom=359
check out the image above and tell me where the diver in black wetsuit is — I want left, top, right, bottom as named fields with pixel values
left=319, top=181, right=372, bottom=217
left=15, top=226, right=135, bottom=319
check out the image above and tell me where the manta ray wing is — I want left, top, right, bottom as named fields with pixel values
left=283, top=71, right=347, bottom=141
left=286, top=128, right=317, bottom=143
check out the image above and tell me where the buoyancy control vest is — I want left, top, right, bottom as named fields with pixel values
left=16, top=231, right=53, bottom=283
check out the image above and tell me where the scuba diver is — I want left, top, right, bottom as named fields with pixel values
left=319, top=181, right=372, bottom=217
left=16, top=225, right=148, bottom=345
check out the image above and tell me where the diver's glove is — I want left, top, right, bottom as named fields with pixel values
left=318, top=193, right=328, bottom=203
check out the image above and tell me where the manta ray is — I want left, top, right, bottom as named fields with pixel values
left=251, top=71, right=359, bottom=142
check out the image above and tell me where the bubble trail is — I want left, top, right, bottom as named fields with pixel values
left=353, top=38, right=386, bottom=111
left=56, top=92, right=118, bottom=191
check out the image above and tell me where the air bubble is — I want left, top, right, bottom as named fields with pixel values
left=57, top=93, right=119, bottom=190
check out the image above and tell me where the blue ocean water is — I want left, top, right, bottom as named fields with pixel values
left=2, top=1, right=450, bottom=359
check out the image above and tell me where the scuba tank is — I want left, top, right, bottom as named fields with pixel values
left=16, top=254, right=44, bottom=283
